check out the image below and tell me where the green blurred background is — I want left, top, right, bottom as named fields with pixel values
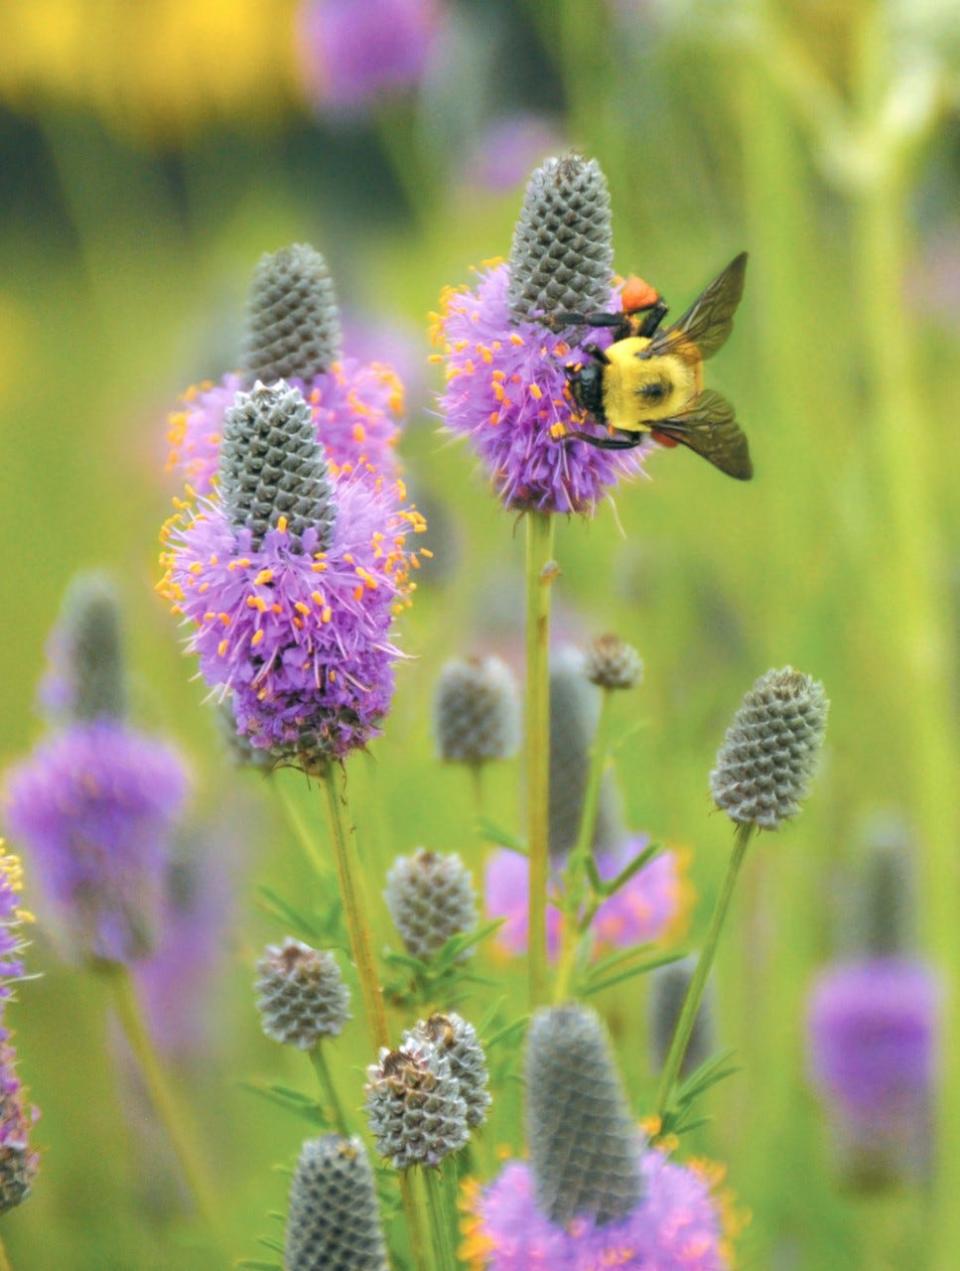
left=1, top=0, right=958, bottom=1267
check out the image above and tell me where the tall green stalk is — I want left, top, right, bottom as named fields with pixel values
left=318, top=764, right=390, bottom=1052
left=655, top=823, right=754, bottom=1116
left=422, top=1165, right=458, bottom=1270
left=553, top=687, right=614, bottom=1004
left=525, top=511, right=556, bottom=1009
left=308, top=1046, right=349, bottom=1138
left=98, top=962, right=219, bottom=1229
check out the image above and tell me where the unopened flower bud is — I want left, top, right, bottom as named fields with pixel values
left=384, top=849, right=477, bottom=960
left=584, top=633, right=643, bottom=691
left=285, top=1134, right=387, bottom=1271
left=365, top=1036, right=469, bottom=1168
left=244, top=243, right=342, bottom=383
left=255, top=938, right=350, bottom=1049
left=404, top=1012, right=491, bottom=1128
left=433, top=656, right=520, bottom=766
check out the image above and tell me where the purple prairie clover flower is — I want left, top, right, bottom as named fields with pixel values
left=435, top=263, right=648, bottom=513
left=4, top=723, right=189, bottom=964
left=0, top=1036, right=39, bottom=1216
left=0, top=850, right=31, bottom=999
left=166, top=361, right=403, bottom=497
left=807, top=957, right=940, bottom=1178
left=484, top=839, right=692, bottom=960
left=160, top=383, right=424, bottom=766
left=136, top=838, right=240, bottom=1061
left=463, top=1149, right=734, bottom=1270
left=296, top=0, right=441, bottom=114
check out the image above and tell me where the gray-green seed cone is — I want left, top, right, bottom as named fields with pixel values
left=508, top=153, right=614, bottom=322
left=244, top=243, right=341, bottom=383
left=384, top=849, right=477, bottom=961
left=649, top=956, right=715, bottom=1082
left=0, top=1145, right=35, bottom=1217
left=549, top=649, right=623, bottom=861
left=365, top=1037, right=469, bottom=1168
left=56, top=572, right=127, bottom=722
left=584, top=633, right=643, bottom=692
left=526, top=1005, right=644, bottom=1226
left=405, top=1012, right=491, bottom=1128
left=255, top=938, right=350, bottom=1049
left=285, top=1135, right=388, bottom=1271
left=433, top=655, right=521, bottom=765
left=218, top=381, right=337, bottom=549
left=710, top=667, right=829, bottom=830
left=857, top=815, right=917, bottom=957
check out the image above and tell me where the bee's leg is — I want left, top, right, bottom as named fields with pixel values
left=636, top=300, right=669, bottom=337
left=583, top=342, right=611, bottom=366
left=562, top=430, right=643, bottom=451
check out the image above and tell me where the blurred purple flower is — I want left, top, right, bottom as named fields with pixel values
left=135, top=832, right=240, bottom=1061
left=464, top=115, right=566, bottom=194
left=467, top=1150, right=730, bottom=1270
left=160, top=472, right=423, bottom=767
left=5, top=723, right=189, bottom=964
left=807, top=957, right=941, bottom=1180
left=342, top=314, right=427, bottom=415
left=297, top=0, right=441, bottom=114
left=0, top=853, right=29, bottom=1000
left=436, top=263, right=648, bottom=513
left=166, top=362, right=403, bottom=497
left=484, top=838, right=690, bottom=960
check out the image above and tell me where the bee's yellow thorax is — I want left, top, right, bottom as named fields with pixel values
left=602, top=338, right=701, bottom=431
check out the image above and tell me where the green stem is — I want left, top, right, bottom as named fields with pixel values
left=99, top=963, right=219, bottom=1228
left=554, top=688, right=614, bottom=1003
left=468, top=764, right=485, bottom=820
left=422, top=1165, right=458, bottom=1270
left=655, top=823, right=754, bottom=1116
left=400, top=1172, right=431, bottom=1271
left=525, top=511, right=556, bottom=1009
left=309, top=1046, right=349, bottom=1137
left=0, top=1231, right=13, bottom=1271
left=319, top=765, right=390, bottom=1052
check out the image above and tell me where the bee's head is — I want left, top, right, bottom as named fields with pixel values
left=565, top=361, right=603, bottom=417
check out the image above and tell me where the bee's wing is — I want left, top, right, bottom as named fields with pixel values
left=642, top=253, right=747, bottom=363
left=653, top=388, right=753, bottom=480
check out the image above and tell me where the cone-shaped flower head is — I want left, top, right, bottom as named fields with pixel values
left=436, top=153, right=648, bottom=514
left=433, top=655, right=520, bottom=766
left=0, top=847, right=39, bottom=1216
left=40, top=572, right=127, bottom=722
left=219, top=381, right=338, bottom=550
left=404, top=1012, right=491, bottom=1128
left=467, top=1152, right=733, bottom=1271
left=650, top=956, right=715, bottom=1082
left=166, top=245, right=402, bottom=495
left=808, top=958, right=939, bottom=1183
left=526, top=1005, right=644, bottom=1226
left=160, top=381, right=424, bottom=767
left=549, top=648, right=623, bottom=861
left=710, top=667, right=829, bottom=829
left=285, top=1134, right=388, bottom=1271
left=0, top=1037, right=38, bottom=1217
left=255, top=937, right=350, bottom=1050
left=508, top=153, right=614, bottom=322
left=297, top=0, right=439, bottom=115
left=365, top=1034, right=469, bottom=1168
left=384, top=849, right=477, bottom=960
left=584, top=633, right=643, bottom=692
left=855, top=816, right=916, bottom=958
left=485, top=838, right=691, bottom=959
left=244, top=244, right=342, bottom=384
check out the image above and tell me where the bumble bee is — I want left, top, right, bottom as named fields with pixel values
left=551, top=253, right=752, bottom=480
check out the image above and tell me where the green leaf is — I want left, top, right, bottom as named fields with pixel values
left=257, top=1236, right=285, bottom=1255
left=256, top=885, right=328, bottom=942
left=597, top=842, right=661, bottom=897
left=483, top=1016, right=529, bottom=1051
left=476, top=818, right=527, bottom=855
left=581, top=950, right=685, bottom=996
left=240, top=1081, right=326, bottom=1126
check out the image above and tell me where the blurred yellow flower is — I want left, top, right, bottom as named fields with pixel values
left=0, top=0, right=300, bottom=141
